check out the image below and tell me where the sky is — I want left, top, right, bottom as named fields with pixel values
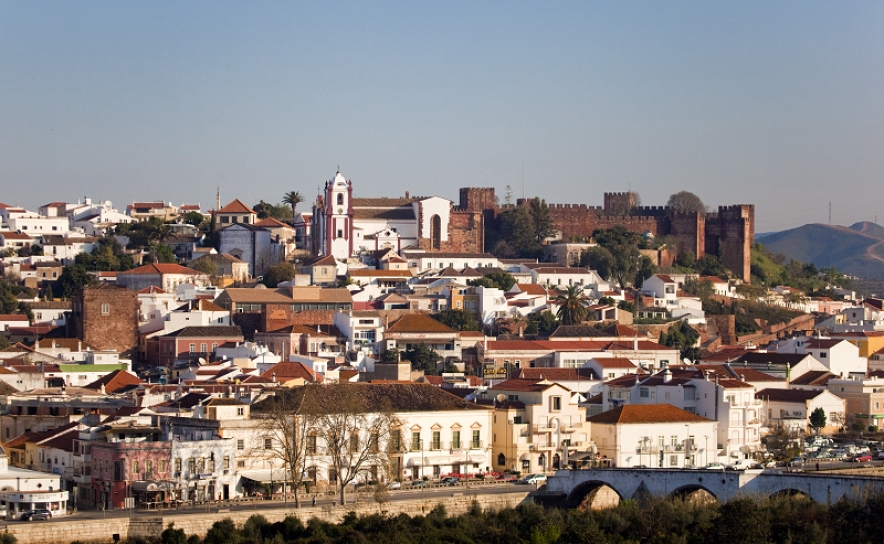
left=1, top=1, right=883, bottom=233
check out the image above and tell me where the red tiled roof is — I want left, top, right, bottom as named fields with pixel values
left=260, top=361, right=321, bottom=383
left=588, top=404, right=713, bottom=425
left=119, top=263, right=204, bottom=276
left=387, top=314, right=455, bottom=334
left=218, top=199, right=256, bottom=214
left=84, top=370, right=143, bottom=393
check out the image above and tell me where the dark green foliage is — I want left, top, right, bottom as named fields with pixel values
left=161, top=523, right=188, bottom=544
left=405, top=343, right=439, bottom=374
left=116, top=216, right=172, bottom=248
left=809, top=407, right=827, bottom=433
left=55, top=264, right=98, bottom=299
left=659, top=321, right=701, bottom=361
left=591, top=227, right=656, bottom=288
left=75, top=237, right=136, bottom=271
left=433, top=309, right=480, bottom=331
left=262, top=262, right=297, bottom=287
left=253, top=200, right=293, bottom=222
left=525, top=310, right=558, bottom=336
left=468, top=271, right=517, bottom=292
left=144, top=494, right=884, bottom=544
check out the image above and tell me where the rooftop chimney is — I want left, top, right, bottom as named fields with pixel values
left=663, top=368, right=672, bottom=383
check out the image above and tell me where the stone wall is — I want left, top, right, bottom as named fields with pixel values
left=3, top=491, right=532, bottom=544
left=74, top=285, right=138, bottom=354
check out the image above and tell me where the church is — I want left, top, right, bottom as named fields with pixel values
left=309, top=171, right=485, bottom=260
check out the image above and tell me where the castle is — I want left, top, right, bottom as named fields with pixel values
left=309, top=173, right=754, bottom=281
left=458, top=188, right=753, bottom=282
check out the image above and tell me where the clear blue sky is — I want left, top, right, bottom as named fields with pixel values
left=2, top=1, right=882, bottom=232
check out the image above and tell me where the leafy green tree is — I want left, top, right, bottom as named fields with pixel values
left=634, top=254, right=656, bottom=288
left=528, top=197, right=556, bottom=244
left=161, top=523, right=188, bottom=544
left=434, top=309, right=480, bottom=331
left=809, top=407, right=827, bottom=434
left=75, top=237, right=135, bottom=271
left=695, top=254, right=728, bottom=278
left=181, top=211, right=206, bottom=227
left=282, top=191, right=304, bottom=221
left=55, top=265, right=97, bottom=299
left=263, top=262, right=297, bottom=287
left=553, top=285, right=589, bottom=325
left=0, top=278, right=20, bottom=314
left=253, top=200, right=293, bottom=221
left=659, top=321, right=700, bottom=361
left=468, top=271, right=516, bottom=292
left=147, top=242, right=176, bottom=263
left=190, top=256, right=219, bottom=276
left=592, top=227, right=646, bottom=287
left=526, top=311, right=558, bottom=336
left=381, top=347, right=401, bottom=363
left=405, top=343, right=440, bottom=374
left=579, top=246, right=615, bottom=280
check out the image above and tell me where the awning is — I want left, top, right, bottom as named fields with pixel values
left=239, top=469, right=290, bottom=484
left=131, top=481, right=177, bottom=492
left=567, top=452, right=594, bottom=462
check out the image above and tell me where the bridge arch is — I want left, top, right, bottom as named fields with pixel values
left=769, top=488, right=814, bottom=501
left=670, top=484, right=719, bottom=505
left=568, top=480, right=623, bottom=511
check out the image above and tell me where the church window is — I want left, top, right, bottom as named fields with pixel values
left=337, top=193, right=344, bottom=205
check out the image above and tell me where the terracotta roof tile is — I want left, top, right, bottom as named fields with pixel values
left=217, top=199, right=256, bottom=214
left=588, top=404, right=713, bottom=425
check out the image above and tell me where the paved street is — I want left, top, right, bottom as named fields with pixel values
left=6, top=481, right=532, bottom=524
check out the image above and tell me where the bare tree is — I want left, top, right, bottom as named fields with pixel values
left=667, top=191, right=706, bottom=214
left=252, top=388, right=315, bottom=507
left=306, top=384, right=396, bottom=505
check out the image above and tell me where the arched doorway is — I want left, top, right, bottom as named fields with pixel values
left=430, top=215, right=441, bottom=250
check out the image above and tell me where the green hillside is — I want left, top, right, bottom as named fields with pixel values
left=760, top=223, right=884, bottom=279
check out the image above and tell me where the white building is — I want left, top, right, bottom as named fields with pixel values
left=588, top=404, right=718, bottom=468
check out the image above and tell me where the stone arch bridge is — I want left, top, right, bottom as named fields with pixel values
left=546, top=468, right=884, bottom=509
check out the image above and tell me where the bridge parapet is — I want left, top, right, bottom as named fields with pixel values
left=547, top=468, right=884, bottom=507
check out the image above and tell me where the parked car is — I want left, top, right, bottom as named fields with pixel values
left=788, top=457, right=805, bottom=468
left=726, top=459, right=752, bottom=471
left=410, top=480, right=428, bottom=487
left=440, top=477, right=461, bottom=486
left=704, top=463, right=726, bottom=470
left=852, top=454, right=873, bottom=462
left=20, top=509, right=51, bottom=521
left=386, top=481, right=402, bottom=490
left=496, top=474, right=518, bottom=482
left=518, top=474, right=547, bottom=485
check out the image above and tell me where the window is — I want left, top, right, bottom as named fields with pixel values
left=472, top=430, right=480, bottom=449
left=411, top=432, right=421, bottom=451
left=237, top=439, right=244, bottom=450
left=452, top=430, right=461, bottom=450
left=264, top=438, right=272, bottom=449
left=159, top=460, right=167, bottom=473
left=306, top=435, right=317, bottom=455
left=101, top=303, right=110, bottom=315
left=370, top=433, right=379, bottom=453
left=237, top=460, right=245, bottom=468
left=174, top=458, right=182, bottom=473
left=432, top=431, right=441, bottom=450
left=188, top=458, right=195, bottom=473
left=389, top=430, right=401, bottom=452
left=349, top=434, right=359, bottom=453
left=189, top=343, right=196, bottom=354
left=337, top=193, right=344, bottom=205
left=237, top=407, right=244, bottom=416
left=551, top=396, right=562, bottom=411
left=200, top=343, right=207, bottom=353
left=223, top=456, right=230, bottom=469
left=132, top=460, right=139, bottom=475
left=208, top=458, right=215, bottom=472
left=639, top=388, right=649, bottom=398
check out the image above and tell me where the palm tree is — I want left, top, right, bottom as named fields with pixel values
left=553, top=285, right=590, bottom=325
left=282, top=191, right=304, bottom=224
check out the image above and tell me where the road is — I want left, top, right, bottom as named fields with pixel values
left=7, top=481, right=533, bottom=524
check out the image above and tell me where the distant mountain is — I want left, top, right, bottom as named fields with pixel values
left=759, top=222, right=884, bottom=279
left=851, top=221, right=884, bottom=240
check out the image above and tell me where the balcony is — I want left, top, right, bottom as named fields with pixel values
left=469, top=440, right=484, bottom=450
